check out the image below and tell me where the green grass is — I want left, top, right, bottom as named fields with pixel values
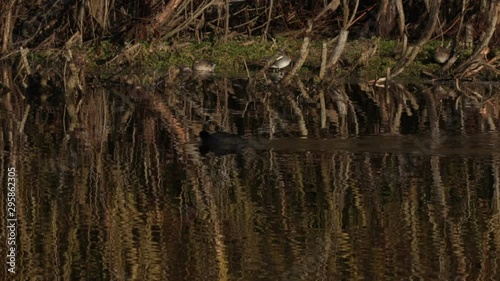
left=24, top=37, right=497, bottom=81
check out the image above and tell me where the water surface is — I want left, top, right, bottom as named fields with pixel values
left=1, top=79, right=499, bottom=280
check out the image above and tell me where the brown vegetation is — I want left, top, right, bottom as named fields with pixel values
left=0, top=0, right=498, bottom=80
left=1, top=2, right=499, bottom=279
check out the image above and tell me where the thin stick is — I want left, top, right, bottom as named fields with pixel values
left=281, top=20, right=313, bottom=85
left=319, top=42, right=328, bottom=80
left=20, top=47, right=32, bottom=75
left=19, top=105, right=31, bottom=133
left=263, top=0, right=274, bottom=41
left=243, top=59, right=250, bottom=79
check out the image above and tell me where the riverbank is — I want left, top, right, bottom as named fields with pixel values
left=19, top=36, right=499, bottom=84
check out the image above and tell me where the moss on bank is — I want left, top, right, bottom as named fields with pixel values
left=26, top=37, right=499, bottom=81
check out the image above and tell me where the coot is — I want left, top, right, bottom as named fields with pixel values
left=199, top=131, right=247, bottom=155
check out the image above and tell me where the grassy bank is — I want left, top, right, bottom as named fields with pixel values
left=24, top=36, right=499, bottom=83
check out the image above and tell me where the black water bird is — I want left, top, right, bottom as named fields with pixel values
left=199, top=131, right=247, bottom=155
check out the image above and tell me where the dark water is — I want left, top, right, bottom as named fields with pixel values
left=1, top=79, right=500, bottom=280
